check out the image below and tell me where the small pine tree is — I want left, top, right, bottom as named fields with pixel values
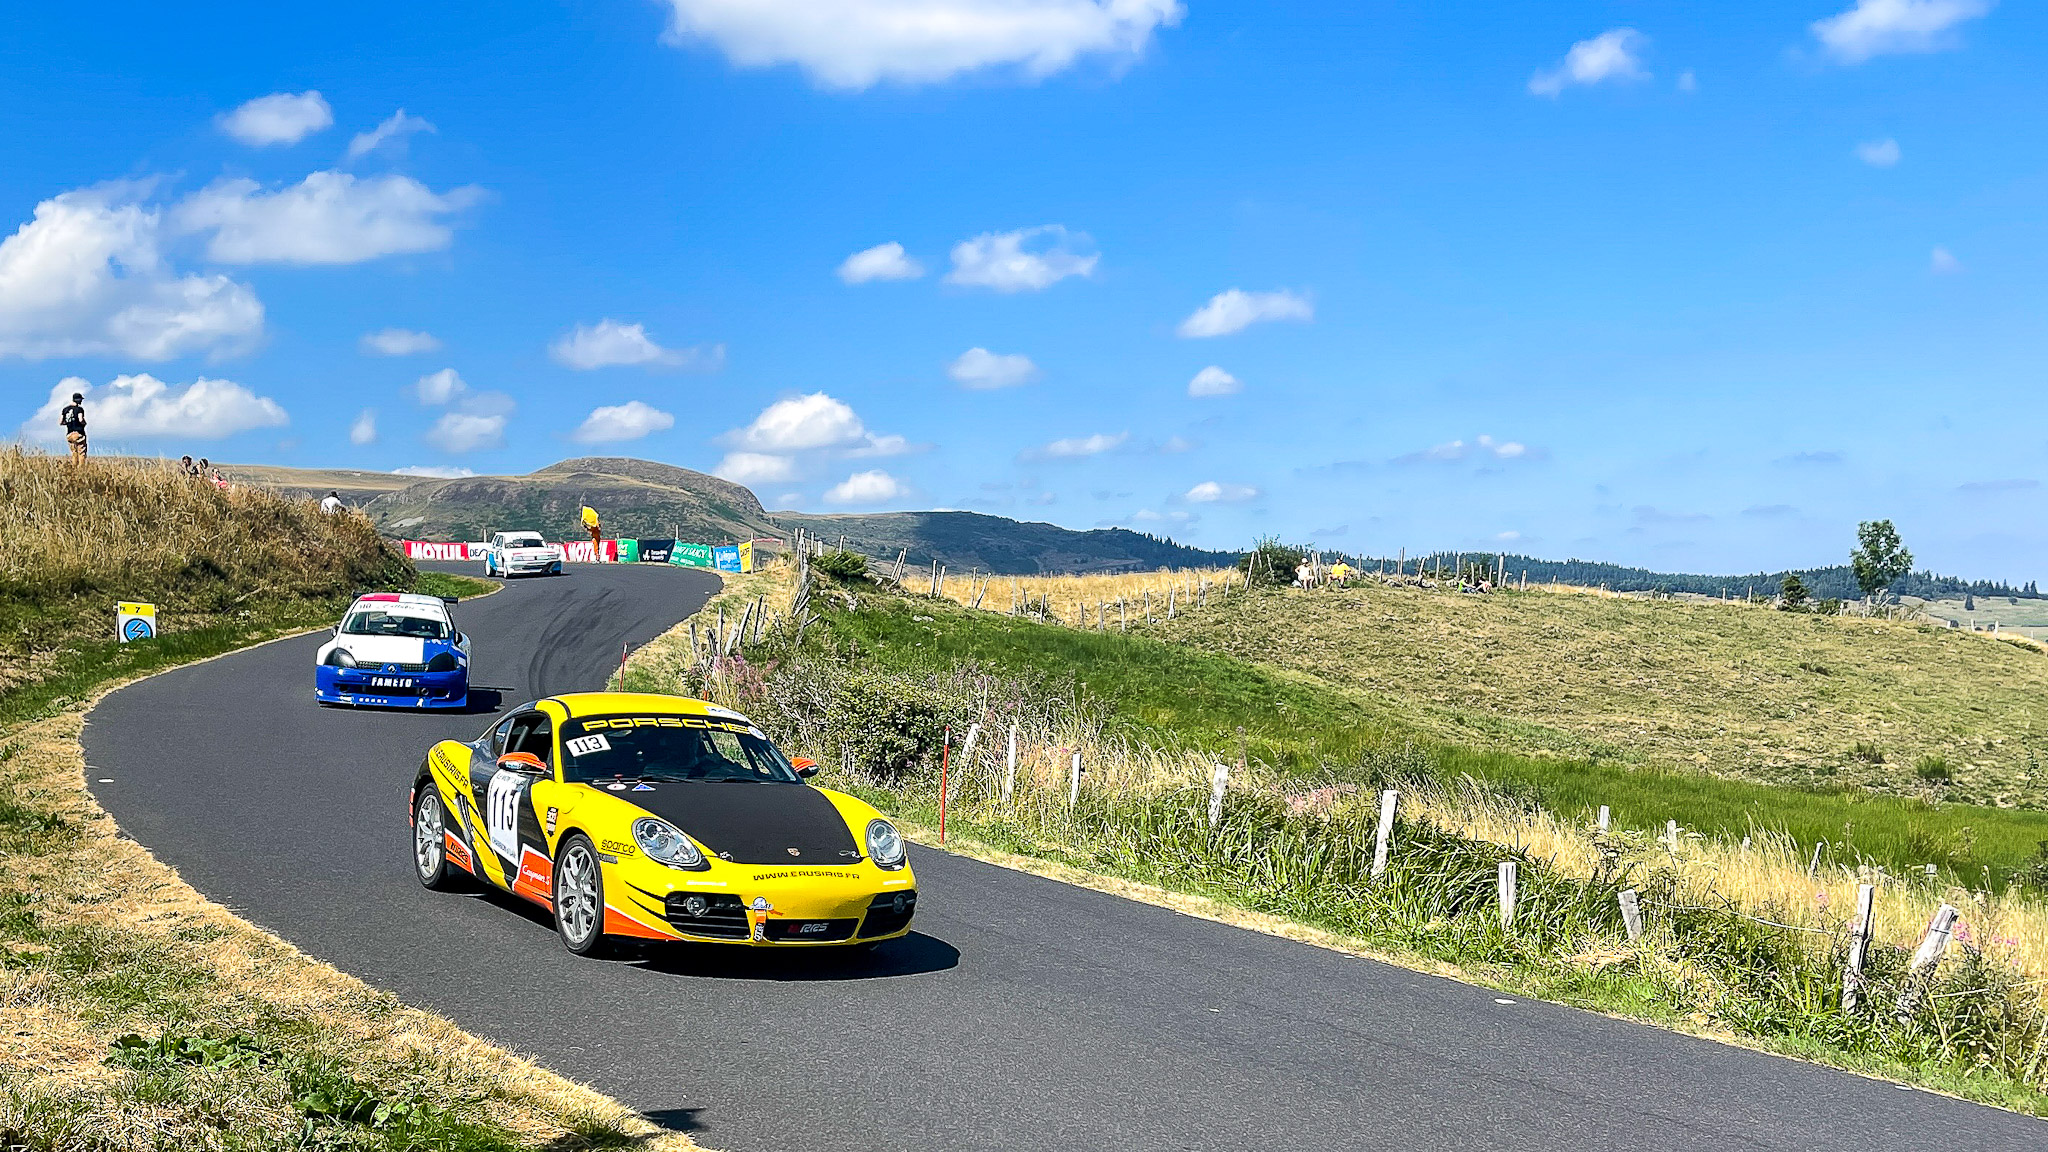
left=1779, top=572, right=1809, bottom=611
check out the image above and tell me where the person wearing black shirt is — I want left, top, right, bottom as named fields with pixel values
left=59, top=393, right=87, bottom=462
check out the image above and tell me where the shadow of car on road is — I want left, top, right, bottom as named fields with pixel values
left=463, top=885, right=960, bottom=980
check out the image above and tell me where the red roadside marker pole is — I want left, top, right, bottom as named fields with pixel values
left=938, top=725, right=952, bottom=846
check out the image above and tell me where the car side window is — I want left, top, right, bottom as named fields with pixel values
left=505, top=712, right=554, bottom=768
left=487, top=714, right=518, bottom=758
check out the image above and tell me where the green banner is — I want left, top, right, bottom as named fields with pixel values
left=618, top=538, right=640, bottom=563
left=668, top=542, right=715, bottom=569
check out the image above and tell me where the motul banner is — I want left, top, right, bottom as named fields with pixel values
left=558, top=539, right=618, bottom=563
left=403, top=540, right=475, bottom=561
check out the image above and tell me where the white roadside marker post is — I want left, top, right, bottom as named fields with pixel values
left=1665, top=820, right=1679, bottom=851
left=1208, top=762, right=1230, bottom=831
left=1003, top=724, right=1018, bottom=805
left=1370, top=789, right=1398, bottom=879
left=1068, top=751, right=1083, bottom=810
left=1618, top=888, right=1643, bottom=942
left=1597, top=805, right=1610, bottom=833
left=1497, top=861, right=1518, bottom=928
left=951, top=723, right=981, bottom=803
left=1843, top=883, right=1877, bottom=1013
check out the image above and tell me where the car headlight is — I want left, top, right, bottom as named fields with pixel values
left=632, top=817, right=707, bottom=870
left=426, top=651, right=459, bottom=673
left=866, top=819, right=906, bottom=870
left=323, top=648, right=358, bottom=668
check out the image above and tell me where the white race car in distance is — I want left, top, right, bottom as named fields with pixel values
left=481, top=531, right=563, bottom=578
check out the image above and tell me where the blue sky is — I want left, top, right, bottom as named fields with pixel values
left=4, top=1, right=2044, bottom=580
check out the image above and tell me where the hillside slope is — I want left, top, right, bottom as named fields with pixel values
left=0, top=450, right=411, bottom=694
left=776, top=509, right=1238, bottom=574
left=1138, top=581, right=2048, bottom=806
left=363, top=457, right=777, bottom=544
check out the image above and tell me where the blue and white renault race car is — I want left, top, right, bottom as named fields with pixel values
left=315, top=592, right=471, bottom=709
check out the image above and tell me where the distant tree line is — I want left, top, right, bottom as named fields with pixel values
left=1288, top=550, right=2039, bottom=602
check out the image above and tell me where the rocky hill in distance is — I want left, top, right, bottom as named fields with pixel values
left=216, top=456, right=1237, bottom=575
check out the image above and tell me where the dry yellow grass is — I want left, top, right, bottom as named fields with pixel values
left=931, top=566, right=1238, bottom=627
left=1, top=669, right=704, bottom=1150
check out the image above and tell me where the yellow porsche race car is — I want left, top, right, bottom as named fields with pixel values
left=407, top=691, right=917, bottom=956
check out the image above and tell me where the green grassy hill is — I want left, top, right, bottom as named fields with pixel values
left=776, top=509, right=1237, bottom=574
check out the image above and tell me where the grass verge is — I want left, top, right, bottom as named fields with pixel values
left=0, top=452, right=692, bottom=1150
left=620, top=563, right=2048, bottom=1115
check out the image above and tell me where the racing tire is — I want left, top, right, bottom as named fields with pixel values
left=413, top=785, right=463, bottom=891
left=552, top=833, right=610, bottom=957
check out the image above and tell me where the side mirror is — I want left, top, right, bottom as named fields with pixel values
left=791, top=757, right=820, bottom=779
left=498, top=752, right=547, bottom=774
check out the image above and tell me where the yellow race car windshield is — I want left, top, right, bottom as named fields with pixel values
left=561, top=714, right=801, bottom=786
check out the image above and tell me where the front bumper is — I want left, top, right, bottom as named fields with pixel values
left=497, top=554, right=561, bottom=576
left=315, top=665, right=468, bottom=709
left=606, top=864, right=918, bottom=947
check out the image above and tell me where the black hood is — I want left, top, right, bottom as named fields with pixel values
left=617, top=781, right=862, bottom=865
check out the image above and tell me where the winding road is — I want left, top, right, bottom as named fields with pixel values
left=84, top=562, right=2041, bottom=1151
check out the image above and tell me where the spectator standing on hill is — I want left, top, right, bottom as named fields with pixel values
left=179, top=455, right=199, bottom=478
left=59, top=393, right=87, bottom=461
left=580, top=505, right=604, bottom=561
left=319, top=491, right=345, bottom=515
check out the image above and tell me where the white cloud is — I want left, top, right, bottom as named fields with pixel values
left=1399, top=434, right=1532, bottom=463
left=220, top=91, right=333, bottom=146
left=947, top=346, right=1040, bottom=389
left=730, top=392, right=867, bottom=451
left=656, top=0, right=1184, bottom=90
left=837, top=241, right=923, bottom=283
left=360, top=327, right=440, bottom=356
left=571, top=400, right=675, bottom=443
left=392, top=464, right=476, bottom=478
left=426, top=411, right=507, bottom=453
left=847, top=433, right=916, bottom=458
left=22, top=374, right=287, bottom=442
left=349, top=409, right=377, bottom=445
left=1676, top=69, right=1698, bottom=92
left=1856, top=138, right=1902, bottom=167
left=174, top=171, right=483, bottom=265
left=1159, top=434, right=1194, bottom=453
left=713, top=452, right=800, bottom=484
left=0, top=186, right=263, bottom=361
left=1176, top=288, right=1313, bottom=338
left=414, top=368, right=468, bottom=405
left=1931, top=246, right=1963, bottom=273
left=1184, top=480, right=1258, bottom=503
left=1131, top=507, right=1195, bottom=524
left=1497, top=530, right=1522, bottom=541
left=347, top=110, right=436, bottom=161
left=549, top=319, right=719, bottom=370
left=1187, top=365, right=1240, bottom=396
left=825, top=469, right=909, bottom=506
left=1529, top=28, right=1649, bottom=97
left=1811, top=0, right=1992, bottom=64
left=412, top=368, right=512, bottom=451
left=945, top=225, right=1096, bottom=292
left=1035, top=431, right=1127, bottom=459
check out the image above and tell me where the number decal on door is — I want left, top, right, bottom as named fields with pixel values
left=485, top=770, right=525, bottom=861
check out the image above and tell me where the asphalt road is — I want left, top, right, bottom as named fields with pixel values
left=85, top=562, right=2042, bottom=1151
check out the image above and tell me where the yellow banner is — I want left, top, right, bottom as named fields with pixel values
left=737, top=540, right=754, bottom=573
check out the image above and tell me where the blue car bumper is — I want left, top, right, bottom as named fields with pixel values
left=315, top=665, right=469, bottom=709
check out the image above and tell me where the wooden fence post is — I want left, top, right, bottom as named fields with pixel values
left=1208, top=762, right=1230, bottom=830
left=1370, top=789, right=1398, bottom=878
left=1894, top=903, right=1960, bottom=1021
left=1618, top=888, right=1643, bottom=941
left=1003, top=724, right=1018, bottom=804
left=1497, top=861, right=1518, bottom=928
left=1843, top=883, right=1876, bottom=1013
left=1807, top=841, right=1825, bottom=879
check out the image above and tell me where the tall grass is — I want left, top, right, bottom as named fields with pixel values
left=0, top=448, right=410, bottom=694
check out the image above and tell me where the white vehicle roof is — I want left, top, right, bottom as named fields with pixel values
left=347, top=593, right=452, bottom=620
